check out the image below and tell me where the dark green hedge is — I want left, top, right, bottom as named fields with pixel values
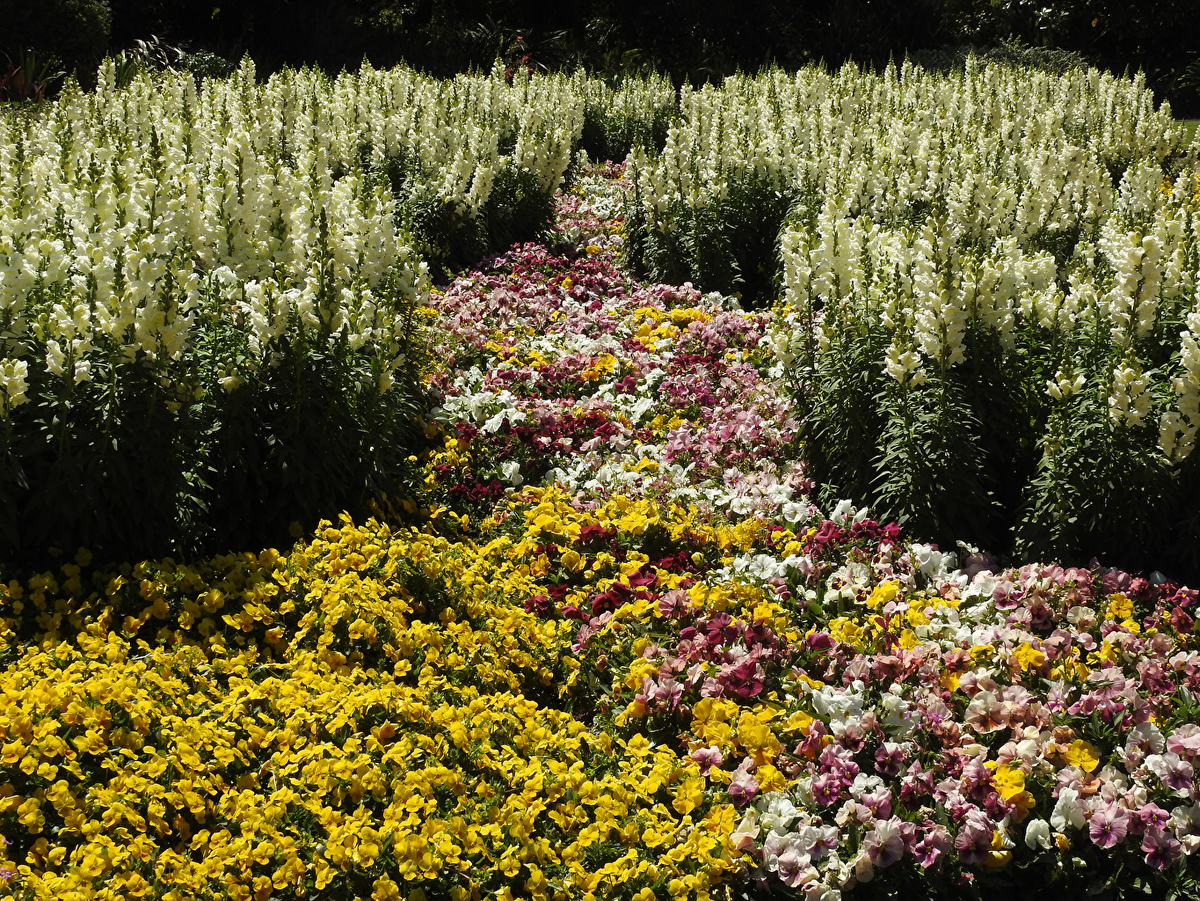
left=5, top=2, right=1197, bottom=116
left=0, top=0, right=111, bottom=80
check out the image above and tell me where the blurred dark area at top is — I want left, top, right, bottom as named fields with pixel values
left=2, top=0, right=1199, bottom=116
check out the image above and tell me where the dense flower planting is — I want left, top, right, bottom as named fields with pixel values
left=625, top=59, right=1200, bottom=576
left=2, top=160, right=1199, bottom=901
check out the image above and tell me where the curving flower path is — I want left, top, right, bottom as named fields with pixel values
left=419, top=160, right=1200, bottom=898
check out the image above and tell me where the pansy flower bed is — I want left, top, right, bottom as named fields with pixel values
left=2, top=161, right=1200, bottom=901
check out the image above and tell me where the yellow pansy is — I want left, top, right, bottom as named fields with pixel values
left=1106, top=593, right=1133, bottom=621
left=1012, top=643, right=1046, bottom=672
left=865, top=580, right=900, bottom=609
left=1062, top=739, right=1101, bottom=772
left=991, top=764, right=1026, bottom=800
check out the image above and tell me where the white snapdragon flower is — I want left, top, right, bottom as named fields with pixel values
left=1108, top=360, right=1151, bottom=427
left=0, top=359, right=29, bottom=411
left=1162, top=313, right=1200, bottom=461
left=45, top=340, right=67, bottom=377
left=1045, top=368, right=1085, bottom=401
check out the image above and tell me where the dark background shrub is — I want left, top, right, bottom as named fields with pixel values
left=5, top=2, right=1195, bottom=116
left=626, top=173, right=797, bottom=309
left=0, top=0, right=112, bottom=85
left=198, top=336, right=429, bottom=556
left=578, top=96, right=674, bottom=173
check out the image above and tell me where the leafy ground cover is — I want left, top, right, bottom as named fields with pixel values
left=2, top=161, right=1200, bottom=901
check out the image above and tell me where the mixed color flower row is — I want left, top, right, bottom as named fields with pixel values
left=2, top=162, right=1199, bottom=901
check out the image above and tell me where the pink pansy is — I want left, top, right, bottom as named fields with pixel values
left=1146, top=753, right=1195, bottom=797
left=859, top=787, right=893, bottom=820
left=1135, top=803, right=1171, bottom=834
left=864, top=817, right=910, bottom=868
left=1088, top=803, right=1130, bottom=849
left=1168, top=724, right=1200, bottom=760
left=953, top=809, right=994, bottom=865
left=729, top=759, right=760, bottom=807
left=963, top=690, right=1011, bottom=733
left=690, top=745, right=724, bottom=776
left=1142, top=826, right=1183, bottom=869
left=810, top=773, right=843, bottom=808
left=799, top=823, right=840, bottom=859
left=912, top=824, right=951, bottom=868
left=731, top=810, right=761, bottom=850
left=775, top=849, right=811, bottom=889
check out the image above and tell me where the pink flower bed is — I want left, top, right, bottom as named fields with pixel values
left=418, top=161, right=1200, bottom=898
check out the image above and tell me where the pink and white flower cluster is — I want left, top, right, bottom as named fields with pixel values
left=425, top=161, right=1200, bottom=896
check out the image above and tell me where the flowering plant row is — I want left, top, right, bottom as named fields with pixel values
left=3, top=161, right=1199, bottom=901
left=0, top=59, right=684, bottom=561
left=626, top=59, right=1189, bottom=307
left=614, top=56, right=1200, bottom=575
left=761, top=64, right=1200, bottom=576
left=0, top=59, right=688, bottom=562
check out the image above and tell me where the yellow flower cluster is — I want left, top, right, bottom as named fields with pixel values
left=0, top=505, right=762, bottom=901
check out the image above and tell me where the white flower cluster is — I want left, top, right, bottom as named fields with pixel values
left=632, top=61, right=1179, bottom=247
left=0, top=358, right=28, bottom=414
left=1046, top=367, right=1086, bottom=401
left=658, top=59, right=1200, bottom=461
left=1161, top=304, right=1200, bottom=461
left=767, top=72, right=1193, bottom=380
left=1108, top=359, right=1152, bottom=427
left=0, top=60, right=606, bottom=407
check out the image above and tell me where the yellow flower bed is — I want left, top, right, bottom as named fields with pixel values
left=0, top=505, right=763, bottom=901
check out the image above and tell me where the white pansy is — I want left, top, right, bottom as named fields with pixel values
left=1051, top=787, right=1087, bottom=832
left=1025, top=818, right=1052, bottom=850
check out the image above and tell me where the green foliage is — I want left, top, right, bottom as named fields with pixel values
left=179, top=49, right=236, bottom=82
left=480, top=161, right=555, bottom=253
left=0, top=297, right=431, bottom=565
left=200, top=330, right=429, bottom=555
left=399, top=183, right=490, bottom=281
left=627, top=172, right=796, bottom=308
left=1, top=355, right=195, bottom=563
left=0, top=50, right=67, bottom=104
left=0, top=0, right=112, bottom=81
left=1012, top=374, right=1200, bottom=576
left=927, top=0, right=1200, bottom=115
left=796, top=283, right=1200, bottom=582
left=910, top=38, right=1091, bottom=79
left=575, top=70, right=677, bottom=165
left=871, top=376, right=1000, bottom=549
left=801, top=323, right=1040, bottom=557
left=107, top=34, right=235, bottom=90
left=372, top=153, right=555, bottom=280
left=579, top=95, right=673, bottom=164
left=798, top=296, right=1200, bottom=581
left=97, top=0, right=1200, bottom=117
